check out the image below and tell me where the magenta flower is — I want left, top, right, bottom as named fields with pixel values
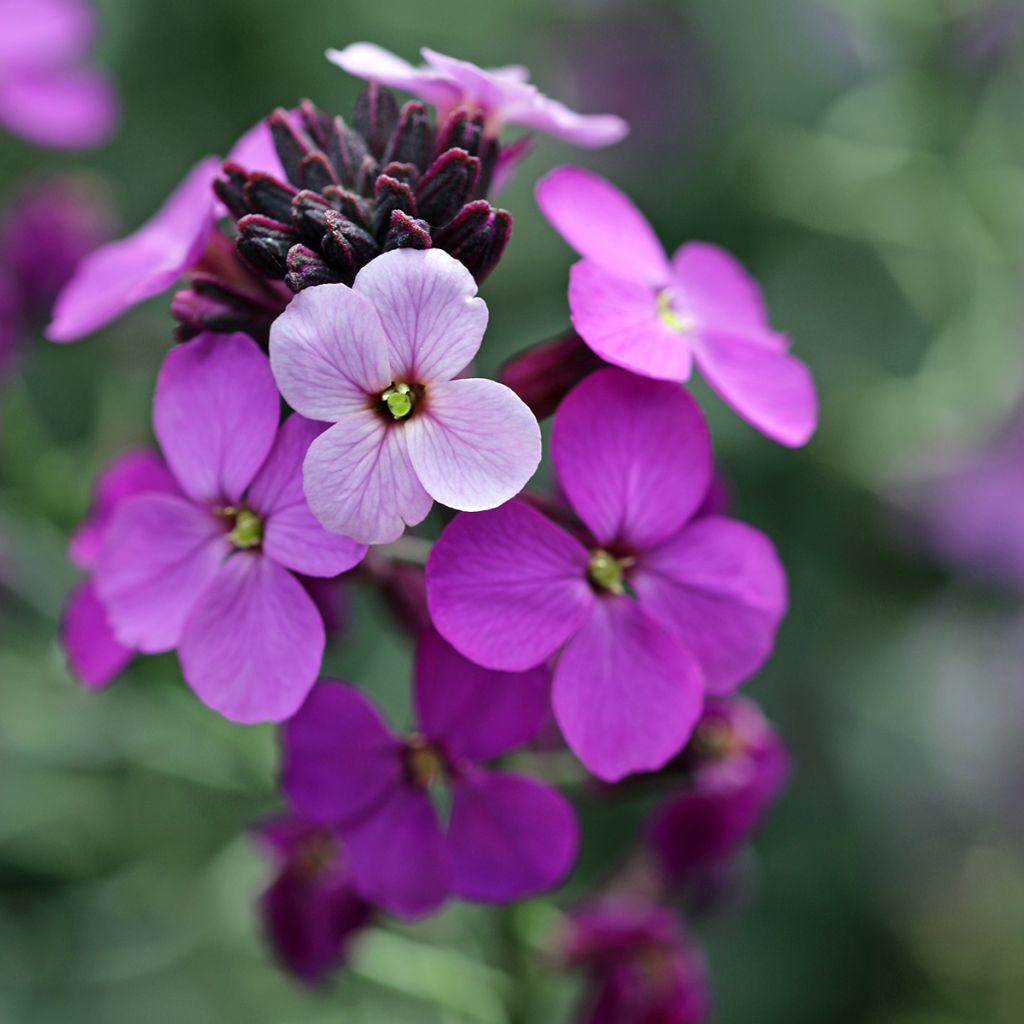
left=47, top=121, right=282, bottom=342
left=0, top=0, right=117, bottom=149
left=562, top=902, right=712, bottom=1024
left=269, top=248, right=541, bottom=545
left=93, top=332, right=365, bottom=722
left=427, top=368, right=787, bottom=782
left=647, top=697, right=790, bottom=888
left=255, top=815, right=374, bottom=985
left=327, top=44, right=628, bottom=148
left=535, top=167, right=818, bottom=447
left=281, top=628, right=579, bottom=918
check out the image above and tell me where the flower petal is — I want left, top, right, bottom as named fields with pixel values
left=633, top=517, right=787, bottom=694
left=281, top=681, right=403, bottom=825
left=269, top=282, right=391, bottom=421
left=248, top=415, right=366, bottom=577
left=0, top=0, right=95, bottom=68
left=47, top=156, right=220, bottom=341
left=566, top=260, right=692, bottom=383
left=60, top=580, right=133, bottom=690
left=343, top=786, right=450, bottom=919
left=692, top=330, right=818, bottom=448
left=302, top=413, right=431, bottom=545
left=153, top=332, right=279, bottom=505
left=553, top=598, right=704, bottom=781
left=326, top=43, right=460, bottom=110
left=448, top=770, right=578, bottom=902
left=507, top=94, right=628, bottom=147
left=413, top=627, right=551, bottom=761
left=553, top=367, right=711, bottom=551
left=426, top=501, right=593, bottom=671
left=535, top=167, right=669, bottom=287
left=94, top=493, right=227, bottom=653
left=405, top=378, right=541, bottom=513
left=352, top=248, right=488, bottom=384
left=671, top=242, right=773, bottom=336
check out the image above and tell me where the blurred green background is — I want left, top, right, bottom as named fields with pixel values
left=3, top=1, right=1024, bottom=1021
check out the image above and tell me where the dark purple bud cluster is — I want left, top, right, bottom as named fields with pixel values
left=216, top=86, right=512, bottom=292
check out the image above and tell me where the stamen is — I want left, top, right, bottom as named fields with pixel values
left=227, top=508, right=263, bottom=549
left=382, top=382, right=414, bottom=420
left=403, top=735, right=445, bottom=788
left=587, top=549, right=634, bottom=595
left=656, top=289, right=693, bottom=333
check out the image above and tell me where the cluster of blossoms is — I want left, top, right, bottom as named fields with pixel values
left=49, top=41, right=815, bottom=1018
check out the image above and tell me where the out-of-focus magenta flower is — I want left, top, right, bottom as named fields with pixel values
left=61, top=449, right=179, bottom=690
left=0, top=0, right=117, bottom=149
left=93, top=333, right=365, bottom=722
left=269, top=248, right=541, bottom=545
left=47, top=122, right=281, bottom=342
left=281, top=629, right=578, bottom=918
left=327, top=44, right=628, bottom=148
left=647, top=697, right=790, bottom=887
left=255, top=815, right=374, bottom=985
left=562, top=902, right=712, bottom=1024
left=536, top=167, right=818, bottom=447
left=427, top=368, right=788, bottom=782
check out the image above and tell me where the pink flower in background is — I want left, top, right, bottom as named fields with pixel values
left=0, top=0, right=117, bottom=149
left=327, top=43, right=628, bottom=147
left=61, top=449, right=179, bottom=690
left=562, top=902, right=712, bottom=1024
left=427, top=368, right=787, bottom=782
left=255, top=815, right=374, bottom=985
left=281, top=629, right=578, bottom=918
left=94, top=333, right=365, bottom=722
left=270, top=248, right=541, bottom=545
left=536, top=167, right=818, bottom=447
left=647, top=697, right=790, bottom=887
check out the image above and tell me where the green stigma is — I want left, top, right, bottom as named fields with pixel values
left=656, top=289, right=693, bottom=333
left=228, top=509, right=263, bottom=549
left=587, top=549, right=629, bottom=594
left=383, top=382, right=414, bottom=420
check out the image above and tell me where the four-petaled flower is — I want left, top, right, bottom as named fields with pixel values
left=281, top=628, right=579, bottom=918
left=536, top=166, right=819, bottom=447
left=270, top=247, right=541, bottom=545
left=427, top=367, right=788, bottom=782
left=94, top=332, right=365, bottom=723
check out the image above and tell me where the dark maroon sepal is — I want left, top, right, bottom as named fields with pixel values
left=416, top=148, right=481, bottom=226
left=433, top=201, right=512, bottom=283
left=236, top=214, right=298, bottom=278
left=500, top=331, right=605, bottom=419
left=353, top=82, right=399, bottom=160
left=383, top=210, right=432, bottom=252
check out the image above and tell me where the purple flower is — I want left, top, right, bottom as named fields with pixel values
left=0, top=0, right=117, bottom=149
left=535, top=167, right=818, bottom=448
left=562, top=902, right=712, bottom=1024
left=269, top=248, right=541, bottom=545
left=47, top=121, right=282, bottom=342
left=426, top=367, right=787, bottom=782
left=93, top=332, right=365, bottom=722
left=255, top=815, right=374, bottom=985
left=280, top=628, right=579, bottom=918
left=327, top=44, right=628, bottom=148
left=647, top=697, right=790, bottom=887
left=61, top=449, right=179, bottom=690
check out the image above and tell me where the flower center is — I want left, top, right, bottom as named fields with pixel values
left=587, top=549, right=634, bottom=595
left=692, top=717, right=740, bottom=761
left=294, top=830, right=338, bottom=881
left=382, top=382, right=415, bottom=420
left=222, top=507, right=263, bottom=549
left=656, top=289, right=693, bottom=333
left=403, top=736, right=445, bottom=789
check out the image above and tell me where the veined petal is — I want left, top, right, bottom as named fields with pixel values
left=568, top=259, right=693, bottom=382
left=248, top=415, right=366, bottom=577
left=281, top=681, right=403, bottom=825
left=413, top=627, right=551, bottom=761
left=47, top=156, right=220, bottom=341
left=506, top=94, right=628, bottom=147
left=302, top=413, right=432, bottom=545
left=95, top=493, right=227, bottom=653
left=60, top=580, right=133, bottom=690
left=426, top=500, right=593, bottom=672
left=179, top=552, right=324, bottom=723
left=326, top=43, right=460, bottom=110
left=448, top=770, right=579, bottom=902
left=269, top=282, right=392, bottom=421
left=153, top=332, right=279, bottom=505
left=405, top=378, right=541, bottom=513
left=633, top=516, right=788, bottom=694
left=536, top=167, right=669, bottom=287
left=553, top=598, right=704, bottom=782
left=553, top=368, right=711, bottom=551
left=353, top=249, right=488, bottom=384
